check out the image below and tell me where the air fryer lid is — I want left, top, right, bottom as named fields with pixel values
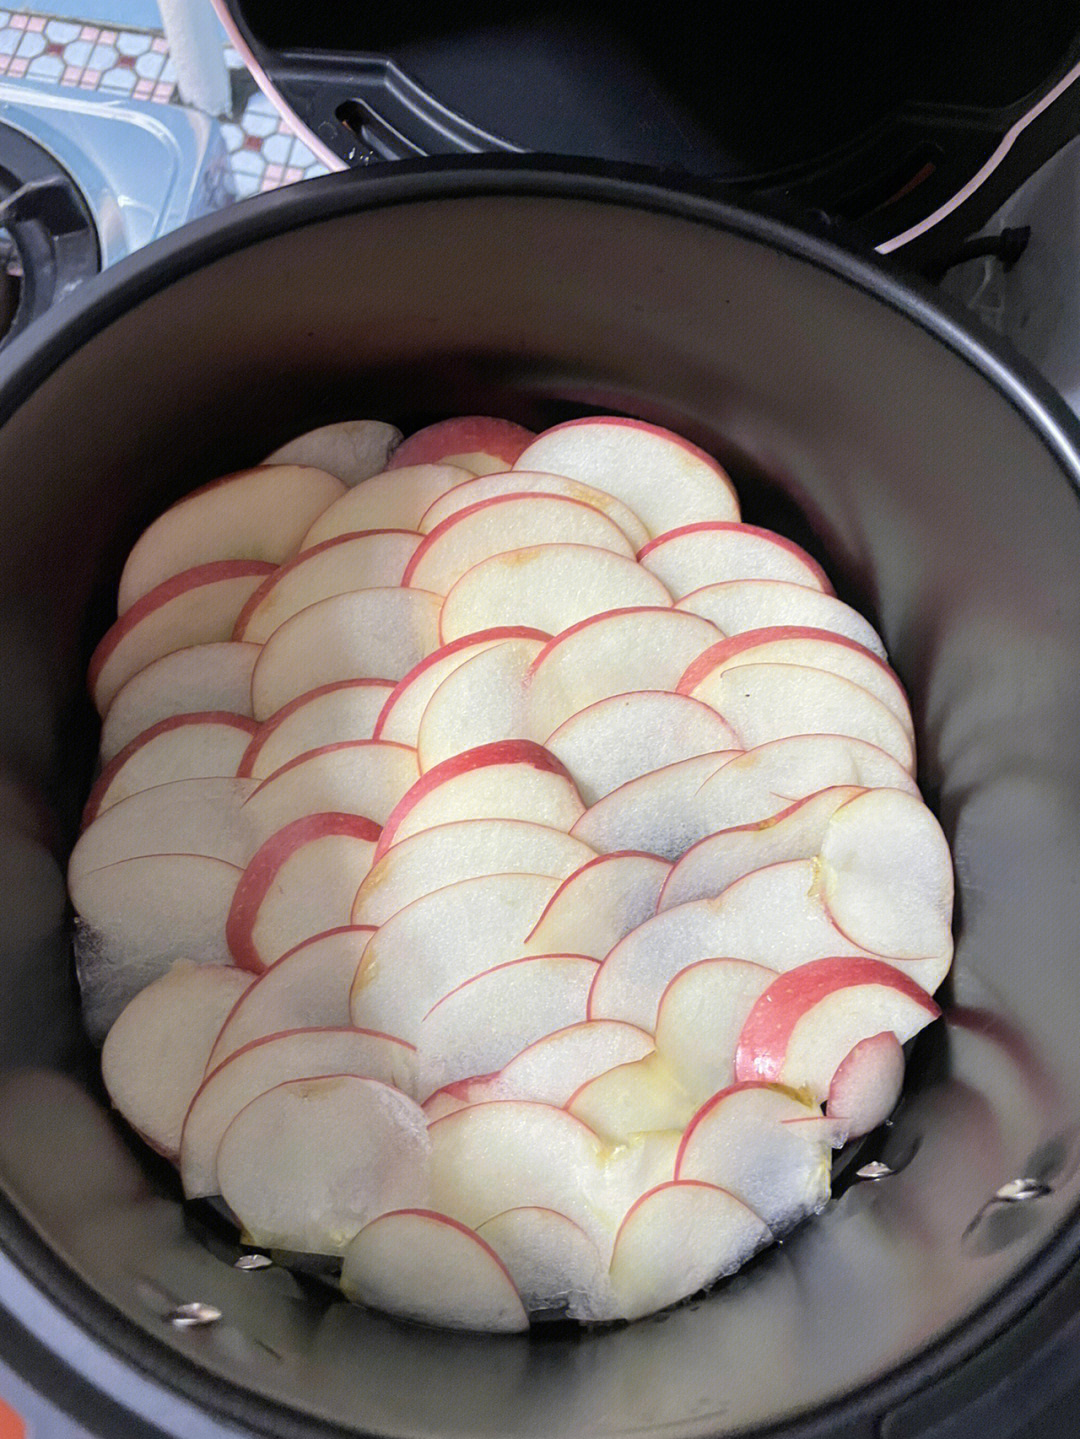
left=1, top=164, right=1080, bottom=1438
left=217, top=0, right=1080, bottom=261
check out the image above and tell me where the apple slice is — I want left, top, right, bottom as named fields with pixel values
left=249, top=587, right=442, bottom=719
left=566, top=1053, right=697, bottom=1143
left=100, top=642, right=260, bottom=762
left=685, top=663, right=915, bottom=772
left=239, top=680, right=396, bottom=778
left=69, top=777, right=259, bottom=881
left=226, top=813, right=380, bottom=971
left=241, top=741, right=419, bottom=841
left=569, top=751, right=740, bottom=859
left=389, top=416, right=535, bottom=475
left=234, top=531, right=424, bottom=642
left=405, top=493, right=635, bottom=597
left=373, top=741, right=584, bottom=860
left=71, top=855, right=241, bottom=1040
left=415, top=634, right=546, bottom=771
left=677, top=579, right=887, bottom=659
left=90, top=560, right=275, bottom=713
left=428, top=1101, right=608, bottom=1249
left=679, top=628, right=912, bottom=736
left=116, top=465, right=345, bottom=613
left=262, top=420, right=402, bottom=485
left=179, top=1025, right=415, bottom=1198
left=207, top=926, right=372, bottom=1068
left=524, top=606, right=723, bottom=736
left=340, top=1210, right=529, bottom=1332
left=522, top=851, right=671, bottom=959
left=350, top=872, right=560, bottom=1041
left=101, top=961, right=254, bottom=1160
left=217, top=1075, right=430, bottom=1255
left=420, top=471, right=650, bottom=551
left=818, top=787, right=953, bottom=964
left=373, top=627, right=550, bottom=746
left=83, top=713, right=257, bottom=823
left=440, top=544, right=673, bottom=643
left=487, top=1020, right=656, bottom=1107
left=608, top=1181, right=770, bottom=1321
left=543, top=691, right=740, bottom=804
left=733, top=956, right=940, bottom=1099
left=351, top=818, right=594, bottom=927
left=476, top=1207, right=612, bottom=1321
left=418, top=955, right=598, bottom=1098
left=691, top=735, right=918, bottom=834
left=658, top=785, right=866, bottom=911
left=299, top=464, right=473, bottom=546
left=514, top=418, right=739, bottom=535
left=826, top=1032, right=905, bottom=1138
left=675, top=1082, right=834, bottom=1232
left=589, top=860, right=873, bottom=1030
left=654, top=959, right=778, bottom=1102
left=639, top=523, right=830, bottom=599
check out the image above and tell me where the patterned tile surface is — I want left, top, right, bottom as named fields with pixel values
left=0, top=6, right=331, bottom=196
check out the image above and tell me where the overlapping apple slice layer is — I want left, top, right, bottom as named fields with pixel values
left=73, top=414, right=952, bottom=1332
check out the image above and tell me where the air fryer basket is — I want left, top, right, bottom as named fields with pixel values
left=1, top=162, right=1080, bottom=1439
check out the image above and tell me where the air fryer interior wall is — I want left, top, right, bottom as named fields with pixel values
left=1, top=171, right=1080, bottom=1438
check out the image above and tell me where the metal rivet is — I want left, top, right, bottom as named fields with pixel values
left=167, top=1302, right=222, bottom=1328
left=856, top=1161, right=893, bottom=1181
left=234, top=1253, right=273, bottom=1271
left=994, top=1177, right=1050, bottom=1203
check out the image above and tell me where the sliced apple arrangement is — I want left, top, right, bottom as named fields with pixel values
left=72, top=413, right=953, bottom=1332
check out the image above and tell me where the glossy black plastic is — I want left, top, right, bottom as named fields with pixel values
left=1, top=160, right=1079, bottom=1438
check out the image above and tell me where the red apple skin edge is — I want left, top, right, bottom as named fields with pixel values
left=525, top=849, right=668, bottom=942
left=372, top=627, right=551, bottom=739
left=372, top=740, right=574, bottom=863
left=232, top=530, right=422, bottom=638
left=239, top=680, right=398, bottom=777
left=675, top=626, right=901, bottom=696
left=226, top=812, right=381, bottom=971
left=386, top=418, right=536, bottom=472
left=637, top=523, right=833, bottom=593
left=87, top=559, right=276, bottom=697
left=733, top=957, right=941, bottom=1084
left=82, top=710, right=258, bottom=826
left=195, top=1027, right=414, bottom=1093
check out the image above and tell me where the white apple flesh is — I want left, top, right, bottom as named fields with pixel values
left=566, top=1053, right=697, bottom=1143
left=351, top=818, right=593, bottom=927
left=420, top=471, right=650, bottom=550
left=608, top=1180, right=770, bottom=1321
left=522, top=851, right=671, bottom=959
left=403, top=492, right=635, bottom=595
left=100, top=641, right=259, bottom=762
left=217, top=1075, right=430, bottom=1255
left=514, top=417, right=739, bottom=535
left=340, top=1209, right=529, bottom=1332
left=543, top=690, right=739, bottom=804
left=239, top=680, right=396, bottom=778
left=677, top=579, right=888, bottom=658
left=299, top=463, right=473, bottom=545
left=240, top=740, right=419, bottom=840
left=415, top=634, right=545, bottom=770
left=439, top=544, right=673, bottom=643
left=654, top=958, right=778, bottom=1102
left=569, top=751, right=742, bottom=859
left=476, top=1207, right=612, bottom=1321
left=116, top=464, right=344, bottom=613
left=826, top=1031, right=906, bottom=1137
left=101, top=961, right=253, bottom=1159
left=83, top=713, right=256, bottom=823
left=90, top=560, right=275, bottom=714
left=179, top=1025, right=416, bottom=1198
left=350, top=872, right=561, bottom=1041
left=639, top=522, right=830, bottom=598
left=207, top=925, right=372, bottom=1068
left=234, top=530, right=424, bottom=643
left=262, top=420, right=402, bottom=486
